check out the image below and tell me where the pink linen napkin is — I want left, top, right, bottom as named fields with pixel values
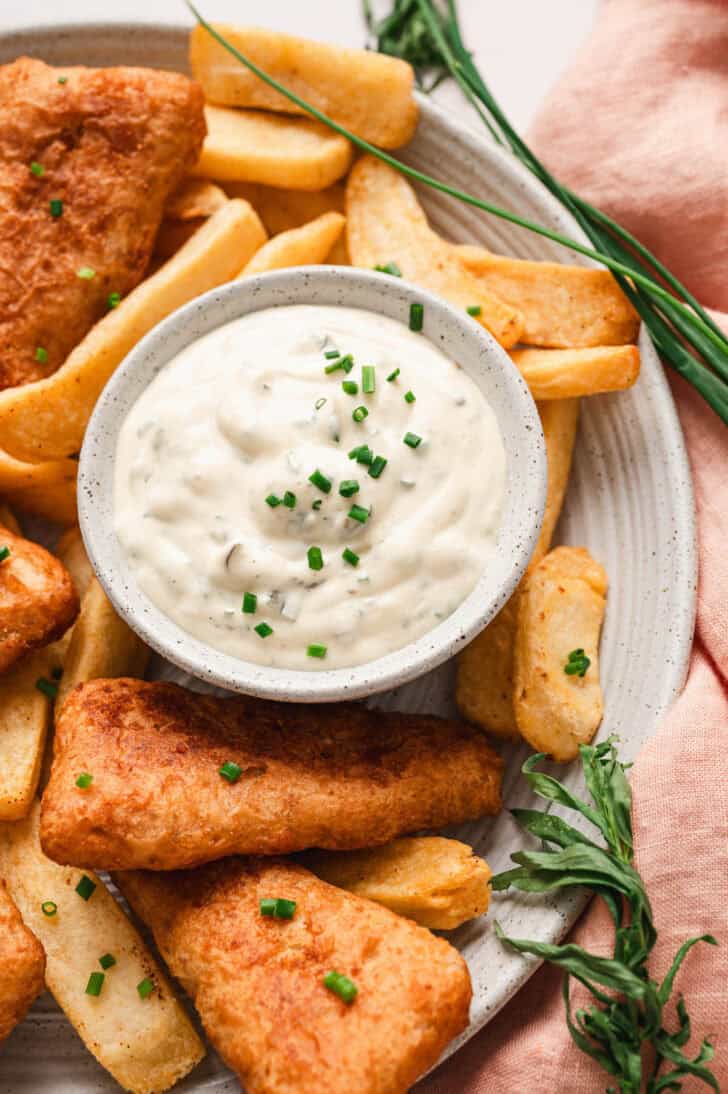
left=419, top=1, right=728, bottom=1090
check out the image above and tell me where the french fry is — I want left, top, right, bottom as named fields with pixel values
left=0, top=200, right=267, bottom=464
left=511, top=345, right=641, bottom=400
left=56, top=578, right=149, bottom=711
left=239, top=212, right=345, bottom=276
left=222, top=180, right=345, bottom=234
left=0, top=803, right=205, bottom=1093
left=0, top=649, right=55, bottom=820
left=456, top=400, right=579, bottom=737
left=456, top=246, right=639, bottom=348
left=303, top=836, right=491, bottom=930
left=193, top=105, right=352, bottom=190
left=514, top=546, right=607, bottom=762
left=190, top=24, right=418, bottom=149
left=54, top=527, right=93, bottom=600
left=163, top=177, right=228, bottom=220
left=347, top=156, right=523, bottom=348
left=532, top=399, right=580, bottom=562
left=0, top=449, right=77, bottom=525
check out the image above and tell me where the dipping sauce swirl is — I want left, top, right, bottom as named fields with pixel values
left=114, top=304, right=505, bottom=669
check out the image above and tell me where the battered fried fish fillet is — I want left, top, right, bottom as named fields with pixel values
left=0, top=58, right=205, bottom=390
left=41, top=678, right=503, bottom=870
left=0, top=525, right=78, bottom=674
left=0, top=880, right=45, bottom=1044
left=118, top=857, right=472, bottom=1094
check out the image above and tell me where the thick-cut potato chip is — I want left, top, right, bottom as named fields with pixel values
left=164, top=177, right=228, bottom=220
left=511, top=344, right=640, bottom=400
left=303, top=836, right=491, bottom=930
left=0, top=649, right=55, bottom=820
left=223, top=180, right=345, bottom=234
left=240, top=212, right=345, bottom=276
left=0, top=200, right=266, bottom=464
left=347, top=156, right=523, bottom=348
left=0, top=450, right=77, bottom=525
left=514, top=546, right=607, bottom=762
left=56, top=578, right=149, bottom=711
left=190, top=24, right=418, bottom=149
left=456, top=400, right=579, bottom=737
left=0, top=803, right=205, bottom=1093
left=193, top=105, right=352, bottom=190
left=456, top=246, right=639, bottom=348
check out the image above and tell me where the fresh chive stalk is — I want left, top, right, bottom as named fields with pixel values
left=187, top=2, right=728, bottom=426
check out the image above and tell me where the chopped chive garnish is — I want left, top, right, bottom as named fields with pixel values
left=137, top=978, right=155, bottom=1000
left=41, top=900, right=57, bottom=917
left=307, top=644, right=327, bottom=659
left=30, top=161, right=45, bottom=177
left=75, top=875, right=96, bottom=901
left=99, top=953, right=116, bottom=970
left=368, top=455, right=387, bottom=479
left=466, top=304, right=482, bottom=317
left=342, top=380, right=358, bottom=395
left=564, top=648, right=591, bottom=677
left=386, top=368, right=400, bottom=382
left=219, top=760, right=242, bottom=783
left=77, top=266, right=95, bottom=280
left=404, top=390, right=416, bottom=404
left=323, top=970, right=358, bottom=1004
left=308, top=469, right=332, bottom=494
left=254, top=622, right=273, bottom=638
left=352, top=406, right=368, bottom=423
left=242, top=592, right=257, bottom=614
left=339, top=479, right=359, bottom=498
left=342, top=547, right=359, bottom=567
left=35, top=346, right=48, bottom=363
left=75, top=772, right=93, bottom=789
left=325, top=352, right=353, bottom=374
left=348, top=504, right=370, bottom=524
left=324, top=348, right=340, bottom=359
left=57, top=75, right=68, bottom=84
left=314, top=397, right=327, bottom=410
left=283, top=491, right=297, bottom=509
left=409, top=302, right=424, bottom=331
left=342, top=356, right=354, bottom=374
left=35, top=677, right=58, bottom=700
left=85, top=971, right=105, bottom=997
left=307, top=545, right=324, bottom=571
left=265, top=493, right=281, bottom=508
left=403, top=432, right=422, bottom=449
left=362, top=366, right=376, bottom=394
left=373, top=261, right=402, bottom=277
left=49, top=199, right=63, bottom=218
left=0, top=546, right=10, bottom=563
left=107, top=292, right=121, bottom=309
left=312, top=499, right=322, bottom=511
left=260, top=897, right=297, bottom=919
left=348, top=444, right=373, bottom=465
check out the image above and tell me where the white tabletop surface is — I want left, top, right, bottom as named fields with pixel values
left=0, top=1, right=599, bottom=132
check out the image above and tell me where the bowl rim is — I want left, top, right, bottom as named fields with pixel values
left=78, top=265, right=547, bottom=701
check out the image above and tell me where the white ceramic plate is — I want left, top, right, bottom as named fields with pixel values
left=0, top=24, right=697, bottom=1094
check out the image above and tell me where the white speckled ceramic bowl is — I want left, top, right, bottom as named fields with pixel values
left=78, top=267, right=547, bottom=702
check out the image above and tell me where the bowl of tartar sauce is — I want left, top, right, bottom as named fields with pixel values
left=78, top=267, right=546, bottom=701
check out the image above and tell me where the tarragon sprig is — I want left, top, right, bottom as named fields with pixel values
left=491, top=741, right=718, bottom=1093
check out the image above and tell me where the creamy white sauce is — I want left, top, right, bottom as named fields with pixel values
left=114, top=305, right=505, bottom=670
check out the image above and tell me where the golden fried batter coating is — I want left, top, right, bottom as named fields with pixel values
left=0, top=525, right=78, bottom=674
left=0, top=58, right=205, bottom=390
left=41, top=678, right=503, bottom=870
left=0, top=880, right=45, bottom=1044
left=119, top=857, right=471, bottom=1094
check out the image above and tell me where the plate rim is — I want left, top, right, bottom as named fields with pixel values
left=0, top=19, right=698, bottom=1086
